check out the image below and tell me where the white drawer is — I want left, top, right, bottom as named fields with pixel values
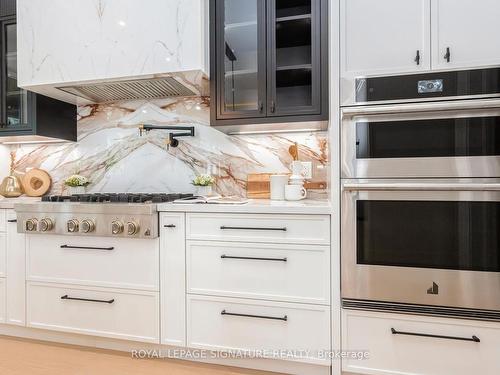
left=187, top=295, right=331, bottom=365
left=342, top=309, right=500, bottom=375
left=0, top=278, right=5, bottom=323
left=187, top=241, right=330, bottom=305
left=0, top=210, right=5, bottom=232
left=0, top=232, right=5, bottom=277
left=186, top=213, right=330, bottom=245
left=27, top=235, right=159, bottom=291
left=27, top=282, right=159, bottom=343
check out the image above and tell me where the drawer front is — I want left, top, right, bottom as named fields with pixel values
left=187, top=241, right=330, bottom=304
left=27, top=235, right=159, bottom=291
left=0, top=210, right=5, bottom=232
left=0, top=278, right=5, bottom=323
left=342, top=310, right=500, bottom=375
left=186, top=213, right=330, bottom=245
left=27, top=282, right=159, bottom=343
left=187, top=295, right=331, bottom=365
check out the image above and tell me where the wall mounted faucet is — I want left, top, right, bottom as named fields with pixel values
left=139, top=124, right=195, bottom=148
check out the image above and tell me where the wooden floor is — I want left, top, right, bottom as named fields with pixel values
left=0, top=336, right=279, bottom=375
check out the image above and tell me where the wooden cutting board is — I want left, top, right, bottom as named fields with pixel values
left=247, top=173, right=327, bottom=199
left=22, top=169, right=52, bottom=197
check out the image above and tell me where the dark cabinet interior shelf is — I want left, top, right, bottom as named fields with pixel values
left=276, top=0, right=311, bottom=18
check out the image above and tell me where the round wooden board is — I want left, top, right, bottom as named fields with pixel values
left=22, top=169, right=52, bottom=197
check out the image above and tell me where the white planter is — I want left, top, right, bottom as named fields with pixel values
left=67, top=186, right=86, bottom=195
left=195, top=185, right=213, bottom=197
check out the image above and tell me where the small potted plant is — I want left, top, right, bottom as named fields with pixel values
left=192, top=174, right=216, bottom=196
left=64, top=174, right=90, bottom=195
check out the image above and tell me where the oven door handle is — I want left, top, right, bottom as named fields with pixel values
left=343, top=182, right=500, bottom=192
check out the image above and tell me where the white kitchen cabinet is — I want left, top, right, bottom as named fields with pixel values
left=342, top=309, right=500, bottom=375
left=5, top=210, right=25, bottom=326
left=160, top=213, right=186, bottom=347
left=0, top=278, right=5, bottom=323
left=341, top=0, right=431, bottom=77
left=431, top=0, right=500, bottom=70
left=0, top=232, right=5, bottom=277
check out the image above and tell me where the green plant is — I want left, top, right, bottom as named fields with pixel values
left=64, top=174, right=90, bottom=187
left=192, top=174, right=215, bottom=187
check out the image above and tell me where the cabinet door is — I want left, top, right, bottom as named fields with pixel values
left=267, top=0, right=322, bottom=116
left=341, top=0, right=431, bottom=77
left=215, top=0, right=267, bottom=120
left=0, top=19, right=32, bottom=134
left=6, top=210, right=25, bottom=326
left=431, top=0, right=500, bottom=70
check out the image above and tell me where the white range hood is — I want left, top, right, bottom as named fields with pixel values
left=17, top=0, right=209, bottom=105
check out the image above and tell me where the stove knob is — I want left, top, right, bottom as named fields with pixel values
left=25, top=218, right=38, bottom=232
left=111, top=220, right=124, bottom=235
left=67, top=219, right=79, bottom=233
left=39, top=218, right=54, bottom=232
left=81, top=219, right=96, bottom=233
left=127, top=221, right=140, bottom=235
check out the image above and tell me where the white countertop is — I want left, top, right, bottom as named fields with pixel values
left=0, top=196, right=41, bottom=209
left=157, top=199, right=332, bottom=215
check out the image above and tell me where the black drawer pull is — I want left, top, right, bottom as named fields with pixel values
left=164, top=224, right=176, bottom=228
left=61, top=295, right=115, bottom=304
left=7, top=219, right=17, bottom=223
left=221, top=310, right=287, bottom=322
left=391, top=328, right=480, bottom=342
left=221, top=254, right=287, bottom=262
left=60, top=245, right=114, bottom=251
left=220, top=226, right=287, bottom=232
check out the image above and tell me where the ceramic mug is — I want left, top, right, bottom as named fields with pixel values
left=284, top=184, right=307, bottom=201
left=270, top=174, right=289, bottom=200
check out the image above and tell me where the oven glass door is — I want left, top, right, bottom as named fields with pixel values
left=341, top=181, right=500, bottom=311
left=342, top=106, right=500, bottom=178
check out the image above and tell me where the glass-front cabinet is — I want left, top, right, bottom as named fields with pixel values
left=210, top=0, right=328, bottom=128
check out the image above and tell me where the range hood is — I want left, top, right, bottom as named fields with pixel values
left=16, top=0, right=209, bottom=105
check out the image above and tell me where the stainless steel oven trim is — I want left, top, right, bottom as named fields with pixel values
left=341, top=180, right=500, bottom=312
left=341, top=103, right=500, bottom=179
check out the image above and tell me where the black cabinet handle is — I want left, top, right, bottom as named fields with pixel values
left=60, top=245, right=114, bottom=251
left=391, top=328, right=479, bottom=342
left=7, top=219, right=17, bottom=223
left=221, top=310, right=287, bottom=322
left=270, top=100, right=276, bottom=113
left=415, top=50, right=420, bottom=65
left=444, top=47, right=451, bottom=62
left=164, top=224, right=176, bottom=228
left=220, top=225, right=287, bottom=232
left=258, top=100, right=264, bottom=113
left=221, top=254, right=287, bottom=262
left=61, top=295, right=115, bottom=304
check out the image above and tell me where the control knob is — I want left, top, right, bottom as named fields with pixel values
left=25, top=218, right=38, bottom=232
left=67, top=219, right=79, bottom=233
left=39, top=218, right=54, bottom=232
left=127, top=221, right=140, bottom=235
left=80, top=219, right=96, bottom=233
left=111, top=220, right=124, bottom=235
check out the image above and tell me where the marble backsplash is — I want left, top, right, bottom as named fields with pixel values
left=2, top=97, right=329, bottom=198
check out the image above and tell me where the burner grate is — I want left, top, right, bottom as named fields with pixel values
left=41, top=193, right=193, bottom=204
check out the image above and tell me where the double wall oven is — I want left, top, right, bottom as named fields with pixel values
left=341, top=67, right=500, bottom=320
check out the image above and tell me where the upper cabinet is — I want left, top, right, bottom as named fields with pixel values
left=431, top=0, right=500, bottom=70
left=210, top=0, right=328, bottom=131
left=341, top=0, right=431, bottom=77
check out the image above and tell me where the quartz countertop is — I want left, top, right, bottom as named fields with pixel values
left=0, top=196, right=41, bottom=209
left=157, top=199, right=332, bottom=215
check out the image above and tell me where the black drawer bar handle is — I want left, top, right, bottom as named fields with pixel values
left=391, top=328, right=480, bottom=342
left=220, top=226, right=287, bottom=232
left=221, top=254, right=287, bottom=262
left=221, top=310, right=287, bottom=322
left=60, top=245, right=115, bottom=251
left=164, top=224, right=176, bottom=228
left=7, top=219, right=17, bottom=223
left=61, top=295, right=115, bottom=304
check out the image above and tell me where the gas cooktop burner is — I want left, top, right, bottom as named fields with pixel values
left=41, top=193, right=193, bottom=204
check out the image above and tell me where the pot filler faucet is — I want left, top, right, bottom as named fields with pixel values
left=139, top=124, right=195, bottom=148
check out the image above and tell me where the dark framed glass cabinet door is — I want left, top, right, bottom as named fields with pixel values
left=0, top=18, right=32, bottom=134
left=267, top=0, right=322, bottom=116
left=215, top=0, right=267, bottom=119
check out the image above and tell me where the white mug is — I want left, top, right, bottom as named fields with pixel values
left=270, top=174, right=289, bottom=200
left=285, top=184, right=307, bottom=201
